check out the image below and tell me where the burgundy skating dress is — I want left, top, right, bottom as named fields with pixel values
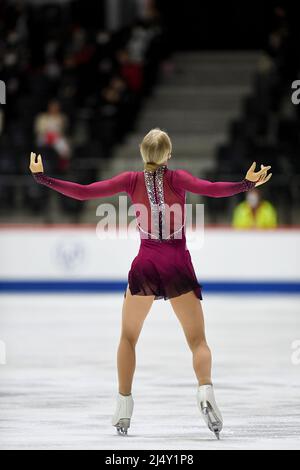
left=33, top=166, right=255, bottom=300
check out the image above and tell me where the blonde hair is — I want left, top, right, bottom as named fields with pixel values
left=140, top=128, right=172, bottom=171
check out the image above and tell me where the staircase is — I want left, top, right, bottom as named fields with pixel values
left=83, top=51, right=261, bottom=221
left=111, top=51, right=260, bottom=172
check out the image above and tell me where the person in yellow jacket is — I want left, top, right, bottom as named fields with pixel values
left=233, top=188, right=277, bottom=229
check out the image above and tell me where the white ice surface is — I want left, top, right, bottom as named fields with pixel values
left=0, top=294, right=300, bottom=450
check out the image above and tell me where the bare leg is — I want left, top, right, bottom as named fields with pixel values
left=117, top=288, right=154, bottom=395
left=170, top=291, right=212, bottom=386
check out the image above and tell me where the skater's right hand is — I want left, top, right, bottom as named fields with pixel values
left=29, top=152, right=44, bottom=174
left=245, top=162, right=272, bottom=187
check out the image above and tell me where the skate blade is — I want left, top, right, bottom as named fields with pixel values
left=115, top=418, right=130, bottom=436
left=201, top=405, right=222, bottom=440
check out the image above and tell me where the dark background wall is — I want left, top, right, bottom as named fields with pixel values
left=156, top=1, right=296, bottom=50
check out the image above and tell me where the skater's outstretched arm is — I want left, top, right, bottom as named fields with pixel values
left=173, top=162, right=272, bottom=198
left=29, top=153, right=133, bottom=200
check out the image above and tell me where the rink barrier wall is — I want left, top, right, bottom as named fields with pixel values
left=0, top=226, right=299, bottom=294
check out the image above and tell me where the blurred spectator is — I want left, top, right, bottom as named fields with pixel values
left=117, top=48, right=144, bottom=94
left=232, top=189, right=277, bottom=229
left=34, top=100, right=71, bottom=172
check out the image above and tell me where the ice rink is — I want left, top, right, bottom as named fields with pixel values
left=0, top=293, right=300, bottom=450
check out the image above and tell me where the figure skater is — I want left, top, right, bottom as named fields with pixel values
left=29, top=128, right=272, bottom=439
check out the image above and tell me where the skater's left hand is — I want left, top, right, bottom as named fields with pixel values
left=245, top=162, right=272, bottom=187
left=29, top=152, right=44, bottom=174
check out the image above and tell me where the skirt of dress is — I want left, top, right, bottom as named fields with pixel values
left=128, top=237, right=202, bottom=300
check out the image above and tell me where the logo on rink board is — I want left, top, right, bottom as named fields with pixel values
left=0, top=81, right=6, bottom=104
left=54, top=240, right=86, bottom=272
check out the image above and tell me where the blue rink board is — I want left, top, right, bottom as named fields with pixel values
left=0, top=280, right=300, bottom=294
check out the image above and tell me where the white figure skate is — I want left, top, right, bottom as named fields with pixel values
left=112, top=393, right=134, bottom=436
left=197, top=384, right=223, bottom=440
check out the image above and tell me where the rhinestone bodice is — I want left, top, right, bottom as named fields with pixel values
left=142, top=165, right=184, bottom=241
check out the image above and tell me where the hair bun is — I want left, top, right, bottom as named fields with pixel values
left=144, top=162, right=161, bottom=171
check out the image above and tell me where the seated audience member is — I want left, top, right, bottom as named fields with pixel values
left=34, top=100, right=71, bottom=172
left=232, top=189, right=277, bottom=229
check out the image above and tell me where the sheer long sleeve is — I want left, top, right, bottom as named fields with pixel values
left=173, top=169, right=256, bottom=198
left=33, top=172, right=134, bottom=200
